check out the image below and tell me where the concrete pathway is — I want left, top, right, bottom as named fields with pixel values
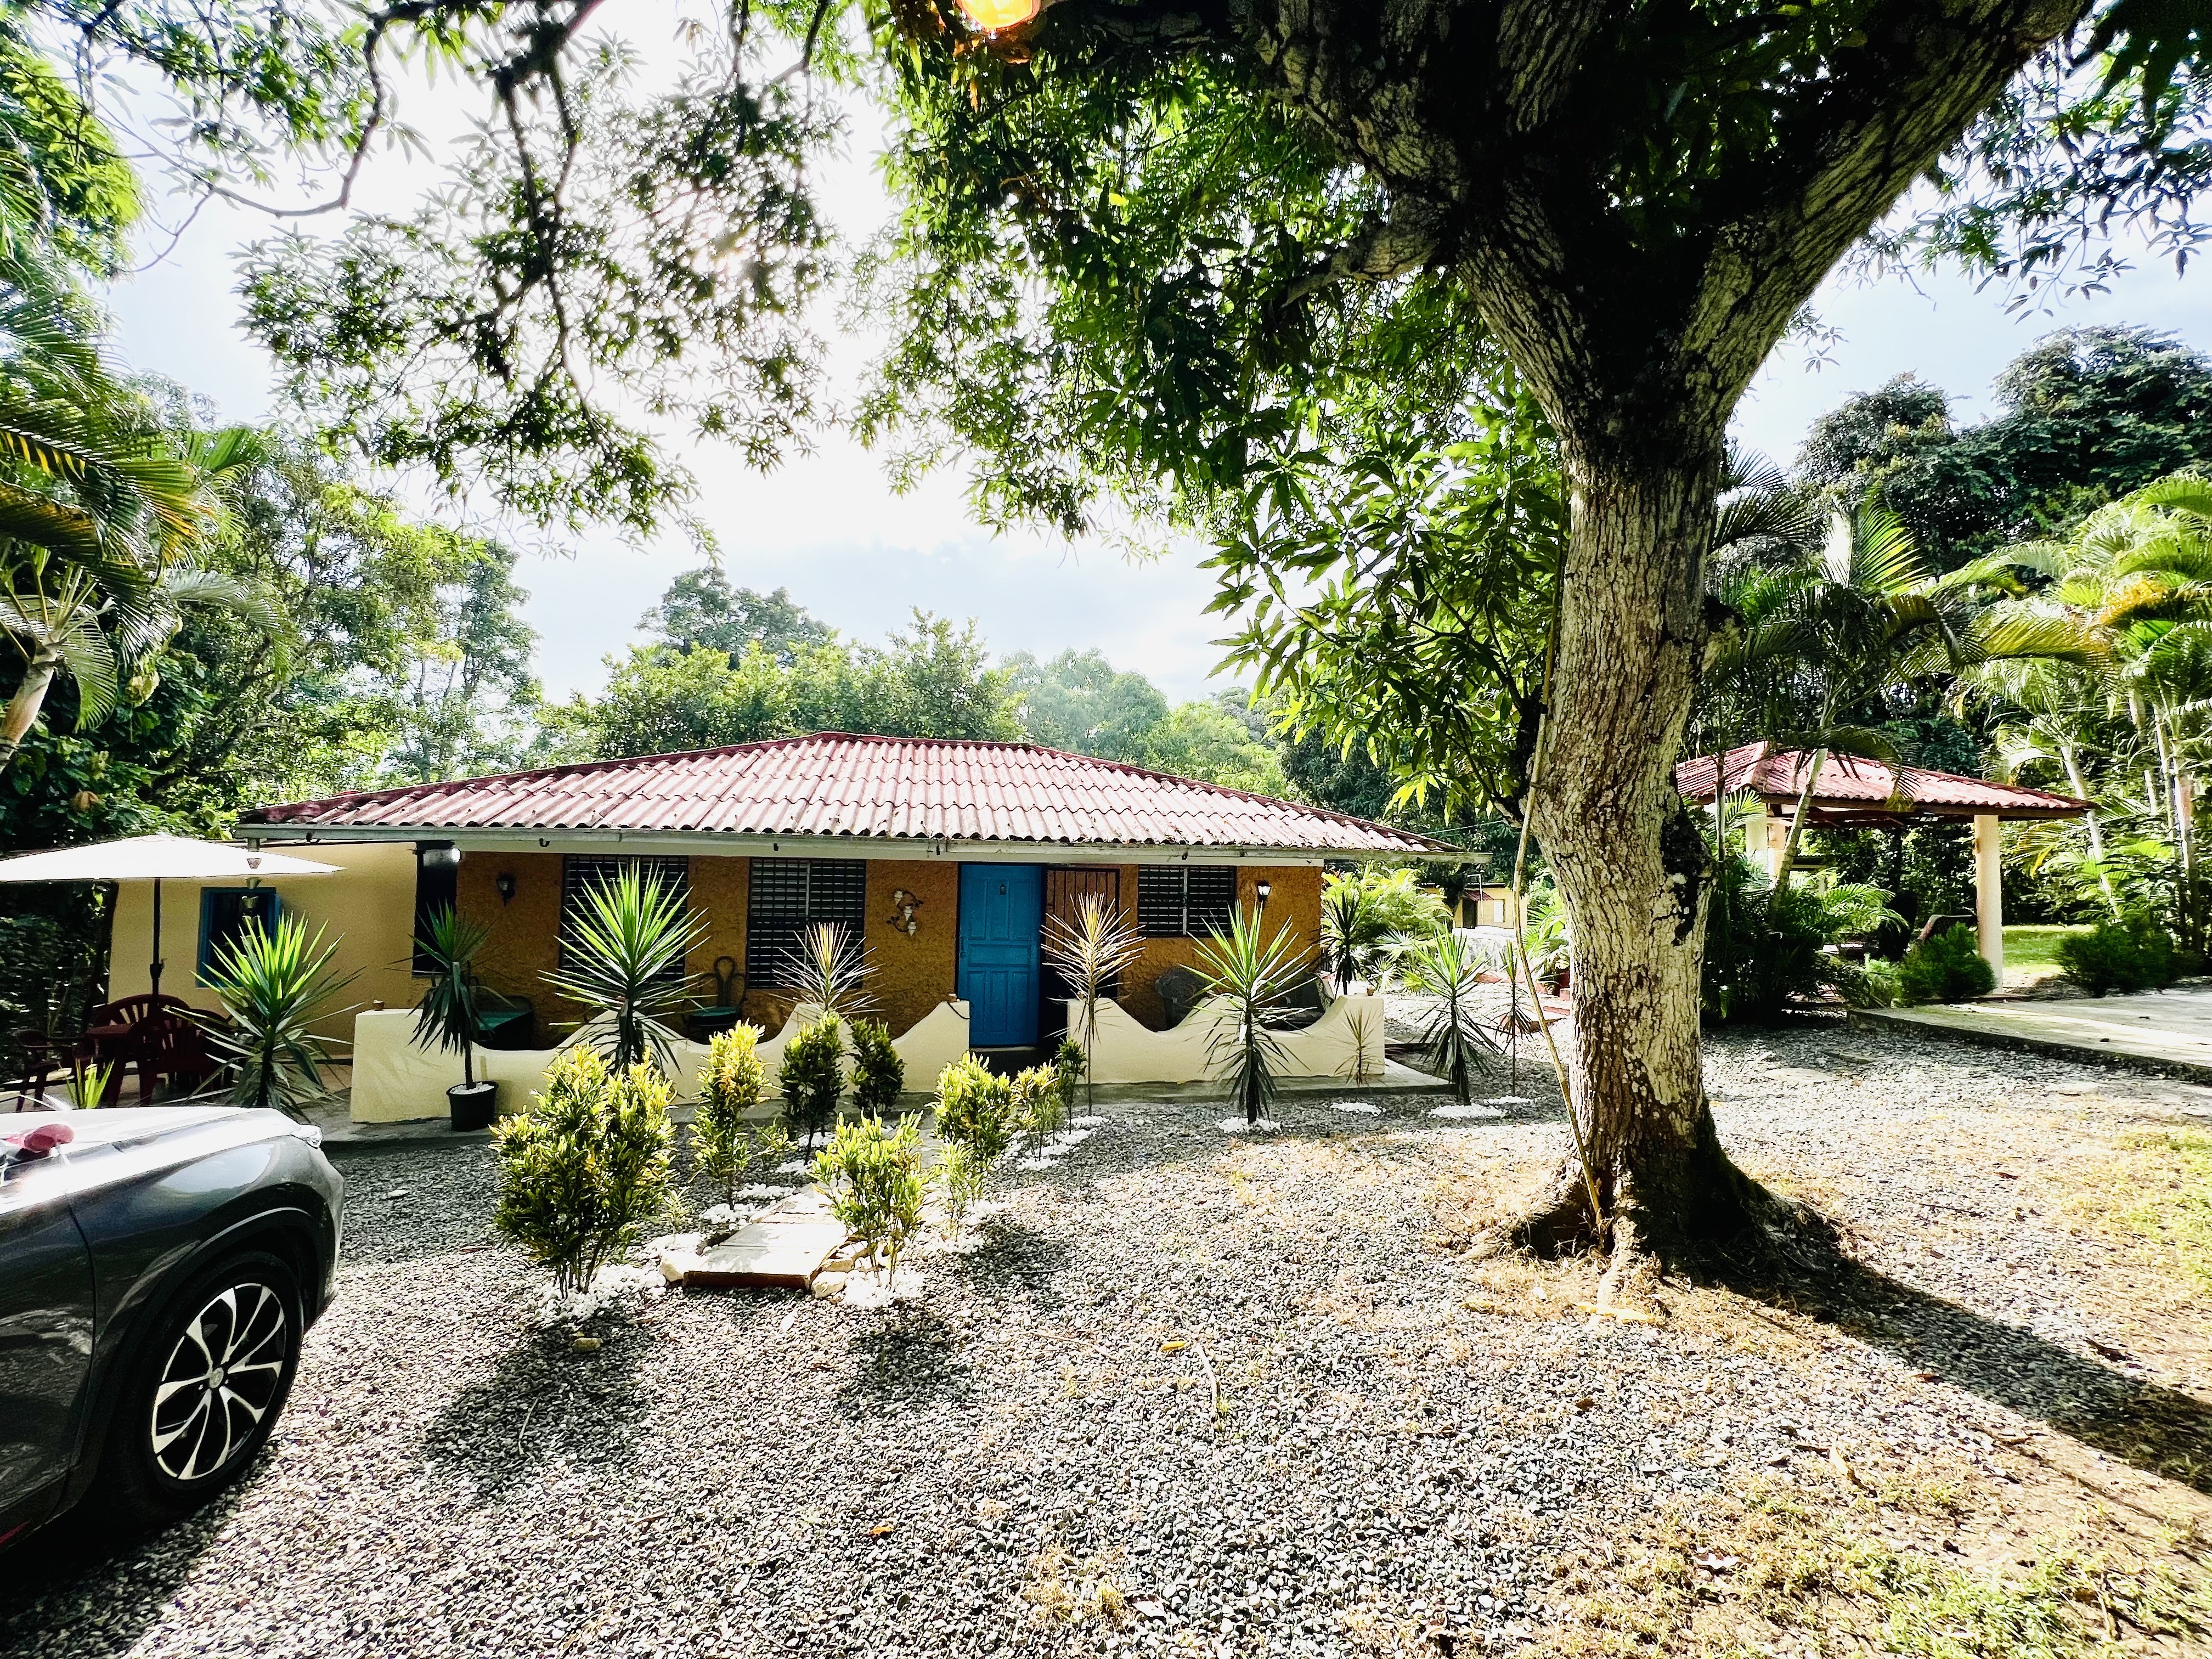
left=658, top=1188, right=853, bottom=1291
left=1854, top=984, right=2212, bottom=1079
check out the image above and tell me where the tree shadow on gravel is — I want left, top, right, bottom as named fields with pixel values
left=837, top=1307, right=973, bottom=1414
left=953, top=1218, right=1073, bottom=1307
left=1724, top=1246, right=2212, bottom=1493
left=420, top=1324, right=653, bottom=1500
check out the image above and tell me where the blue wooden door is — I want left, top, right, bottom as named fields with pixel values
left=958, top=864, right=1043, bottom=1046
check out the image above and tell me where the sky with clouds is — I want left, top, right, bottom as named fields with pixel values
left=97, top=15, right=2210, bottom=707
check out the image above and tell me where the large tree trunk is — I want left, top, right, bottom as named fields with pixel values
left=1516, top=443, right=1770, bottom=1270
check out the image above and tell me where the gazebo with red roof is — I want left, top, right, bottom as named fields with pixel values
left=1676, top=742, right=2091, bottom=978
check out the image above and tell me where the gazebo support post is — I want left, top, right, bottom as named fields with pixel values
left=1973, top=814, right=2004, bottom=983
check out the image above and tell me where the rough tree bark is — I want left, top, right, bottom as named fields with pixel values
left=1047, top=0, right=2095, bottom=1269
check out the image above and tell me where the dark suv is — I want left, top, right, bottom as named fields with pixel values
left=0, top=1105, right=343, bottom=1547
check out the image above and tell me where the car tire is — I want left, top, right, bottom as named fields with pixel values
left=94, top=1249, right=303, bottom=1528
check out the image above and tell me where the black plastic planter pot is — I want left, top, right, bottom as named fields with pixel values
left=448, top=1080, right=499, bottom=1132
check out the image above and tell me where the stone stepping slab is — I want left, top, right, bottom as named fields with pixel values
left=658, top=1189, right=852, bottom=1290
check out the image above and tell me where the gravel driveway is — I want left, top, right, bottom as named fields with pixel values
left=10, top=1024, right=2211, bottom=1658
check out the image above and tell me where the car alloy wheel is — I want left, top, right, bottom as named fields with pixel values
left=148, top=1281, right=291, bottom=1482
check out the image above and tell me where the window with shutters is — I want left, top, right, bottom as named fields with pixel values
left=1135, top=865, right=1237, bottom=938
left=559, top=856, right=692, bottom=977
left=746, top=859, right=868, bottom=986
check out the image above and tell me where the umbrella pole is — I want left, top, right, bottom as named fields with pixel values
left=150, top=877, right=163, bottom=1000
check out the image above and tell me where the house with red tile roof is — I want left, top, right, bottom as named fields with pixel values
left=109, top=735, right=1447, bottom=1120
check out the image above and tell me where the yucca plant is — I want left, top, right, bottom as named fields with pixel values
left=785, top=920, right=875, bottom=1020
left=1395, top=929, right=1502, bottom=1109
left=1194, top=906, right=1314, bottom=1127
left=542, top=864, right=705, bottom=1074
left=201, top=914, right=357, bottom=1118
left=410, top=904, right=492, bottom=1088
left=1040, top=891, right=1142, bottom=1109
left=64, top=1057, right=113, bottom=1109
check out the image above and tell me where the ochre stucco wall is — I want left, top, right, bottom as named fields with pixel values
left=866, top=859, right=958, bottom=1036
left=322, top=848, right=1323, bottom=1048
left=1102, top=863, right=1322, bottom=1030
left=108, top=840, right=421, bottom=1047
left=459, top=850, right=566, bottom=1022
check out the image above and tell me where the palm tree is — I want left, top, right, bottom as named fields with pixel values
left=1985, top=480, right=2212, bottom=935
left=0, top=381, right=274, bottom=772
left=1760, top=507, right=2101, bottom=884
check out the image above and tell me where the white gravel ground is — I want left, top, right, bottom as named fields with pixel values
left=9, top=1019, right=2210, bottom=1658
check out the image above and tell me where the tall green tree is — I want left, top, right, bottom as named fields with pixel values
left=639, top=571, right=834, bottom=667
left=553, top=610, right=1020, bottom=759
left=1799, top=328, right=2212, bottom=566
left=48, top=0, right=2212, bottom=1267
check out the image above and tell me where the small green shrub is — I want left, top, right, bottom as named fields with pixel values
left=692, top=1023, right=765, bottom=1204
left=937, top=1139, right=986, bottom=1235
left=778, top=1015, right=845, bottom=1145
left=812, top=1113, right=930, bottom=1282
left=1848, top=958, right=1905, bottom=1009
left=754, top=1118, right=795, bottom=1171
left=1052, top=1036, right=1086, bottom=1118
left=1011, top=1063, right=1062, bottom=1151
left=494, top=1046, right=674, bottom=1296
left=933, top=1054, right=1015, bottom=1165
left=849, top=1018, right=905, bottom=1114
left=1896, top=924, right=1997, bottom=1005
left=2055, top=912, right=2181, bottom=996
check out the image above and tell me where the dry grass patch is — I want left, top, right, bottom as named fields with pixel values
left=1023, top=1543, right=1134, bottom=1631
left=1538, top=1464, right=2212, bottom=1658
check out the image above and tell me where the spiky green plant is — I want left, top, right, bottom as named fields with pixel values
left=1194, top=905, right=1313, bottom=1126
left=410, top=903, right=491, bottom=1088
left=692, top=1022, right=766, bottom=1205
left=785, top=920, right=875, bottom=1020
left=1395, top=928, right=1502, bottom=1108
left=493, top=1047, right=674, bottom=1298
left=201, top=913, right=357, bottom=1117
left=542, top=863, right=705, bottom=1073
left=1040, top=891, right=1141, bottom=1109
left=64, top=1057, right=112, bottom=1109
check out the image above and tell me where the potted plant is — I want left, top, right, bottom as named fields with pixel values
left=414, top=905, right=498, bottom=1130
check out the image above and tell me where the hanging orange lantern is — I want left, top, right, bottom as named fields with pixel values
left=953, top=0, right=1041, bottom=30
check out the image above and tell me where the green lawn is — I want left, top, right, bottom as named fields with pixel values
left=2003, top=923, right=2087, bottom=981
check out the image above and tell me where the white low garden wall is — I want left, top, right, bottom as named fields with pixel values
left=348, top=999, right=976, bottom=1124
left=347, top=987, right=1387, bottom=1121
left=1071, top=990, right=1386, bottom=1086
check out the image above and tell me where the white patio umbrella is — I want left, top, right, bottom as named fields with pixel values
left=0, top=834, right=340, bottom=998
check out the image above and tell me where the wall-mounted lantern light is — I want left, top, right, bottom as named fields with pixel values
left=886, top=888, right=923, bottom=936
left=495, top=871, right=517, bottom=905
left=1255, top=879, right=1272, bottom=909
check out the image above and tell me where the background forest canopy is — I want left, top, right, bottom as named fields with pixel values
left=0, top=7, right=2200, bottom=882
